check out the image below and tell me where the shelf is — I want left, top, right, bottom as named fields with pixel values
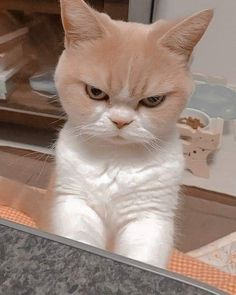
left=0, top=83, right=66, bottom=129
left=0, top=83, right=61, bottom=115
left=0, top=0, right=105, bottom=15
left=0, top=0, right=129, bottom=20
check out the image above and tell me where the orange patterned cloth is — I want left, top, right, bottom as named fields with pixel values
left=0, top=205, right=235, bottom=295
left=169, top=250, right=236, bottom=295
left=0, top=205, right=37, bottom=228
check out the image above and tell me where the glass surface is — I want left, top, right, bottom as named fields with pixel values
left=189, top=84, right=236, bottom=120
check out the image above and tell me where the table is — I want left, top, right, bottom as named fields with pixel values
left=0, top=219, right=225, bottom=295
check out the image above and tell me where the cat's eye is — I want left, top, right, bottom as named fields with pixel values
left=86, top=85, right=109, bottom=100
left=140, top=95, right=166, bottom=107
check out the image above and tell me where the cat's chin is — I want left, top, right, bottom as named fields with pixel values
left=104, top=135, right=140, bottom=146
left=105, top=136, right=131, bottom=145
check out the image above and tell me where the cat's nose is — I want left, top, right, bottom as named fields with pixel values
left=110, top=119, right=133, bottom=129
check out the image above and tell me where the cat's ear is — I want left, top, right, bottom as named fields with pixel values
left=60, top=0, right=107, bottom=47
left=159, top=9, right=213, bottom=59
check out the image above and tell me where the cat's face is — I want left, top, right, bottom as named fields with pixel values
left=55, top=0, right=213, bottom=146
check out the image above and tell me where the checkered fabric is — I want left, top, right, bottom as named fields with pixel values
left=0, top=205, right=235, bottom=294
left=0, top=205, right=37, bottom=228
left=169, top=250, right=236, bottom=295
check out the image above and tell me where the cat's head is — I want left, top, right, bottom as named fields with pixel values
left=55, top=0, right=213, bottom=146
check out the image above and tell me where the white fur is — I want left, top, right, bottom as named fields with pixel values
left=49, top=121, right=184, bottom=268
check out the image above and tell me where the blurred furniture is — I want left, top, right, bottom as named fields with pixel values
left=0, top=0, right=130, bottom=22
left=0, top=0, right=130, bottom=131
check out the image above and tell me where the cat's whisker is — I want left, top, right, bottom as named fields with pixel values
left=153, top=135, right=169, bottom=145
left=65, top=126, right=89, bottom=137
left=146, top=140, right=162, bottom=151
left=65, top=122, right=103, bottom=138
left=143, top=143, right=153, bottom=154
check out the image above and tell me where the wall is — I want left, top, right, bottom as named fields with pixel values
left=128, top=0, right=153, bottom=24
left=154, top=0, right=236, bottom=86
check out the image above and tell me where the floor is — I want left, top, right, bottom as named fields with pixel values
left=0, top=149, right=236, bottom=253
left=178, top=194, right=236, bottom=252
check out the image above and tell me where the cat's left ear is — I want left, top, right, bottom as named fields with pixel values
left=159, top=9, right=213, bottom=60
left=60, top=0, right=108, bottom=47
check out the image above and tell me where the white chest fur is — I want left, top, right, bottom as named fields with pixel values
left=51, top=122, right=185, bottom=267
left=56, top=123, right=184, bottom=214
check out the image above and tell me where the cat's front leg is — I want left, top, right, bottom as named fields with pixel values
left=49, top=196, right=106, bottom=249
left=114, top=217, right=174, bottom=268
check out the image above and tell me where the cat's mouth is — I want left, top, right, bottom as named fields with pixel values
left=105, top=131, right=148, bottom=145
left=106, top=135, right=128, bottom=145
left=111, top=135, right=125, bottom=141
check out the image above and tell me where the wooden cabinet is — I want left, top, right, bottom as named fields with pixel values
left=0, top=0, right=129, bottom=19
left=0, top=0, right=129, bottom=130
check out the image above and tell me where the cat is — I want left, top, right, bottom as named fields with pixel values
left=49, top=0, right=213, bottom=268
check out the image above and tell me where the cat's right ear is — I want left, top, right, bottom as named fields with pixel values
left=158, top=9, right=213, bottom=60
left=60, top=0, right=107, bottom=47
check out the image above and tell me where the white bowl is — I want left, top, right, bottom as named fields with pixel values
left=180, top=108, right=210, bottom=129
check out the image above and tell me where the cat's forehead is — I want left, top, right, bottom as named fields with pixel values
left=76, top=48, right=176, bottom=94
left=65, top=21, right=185, bottom=98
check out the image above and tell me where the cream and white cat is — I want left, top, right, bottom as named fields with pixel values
left=50, top=0, right=213, bottom=268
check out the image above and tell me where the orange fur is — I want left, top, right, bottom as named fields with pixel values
left=51, top=1, right=214, bottom=268
left=55, top=0, right=213, bottom=140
